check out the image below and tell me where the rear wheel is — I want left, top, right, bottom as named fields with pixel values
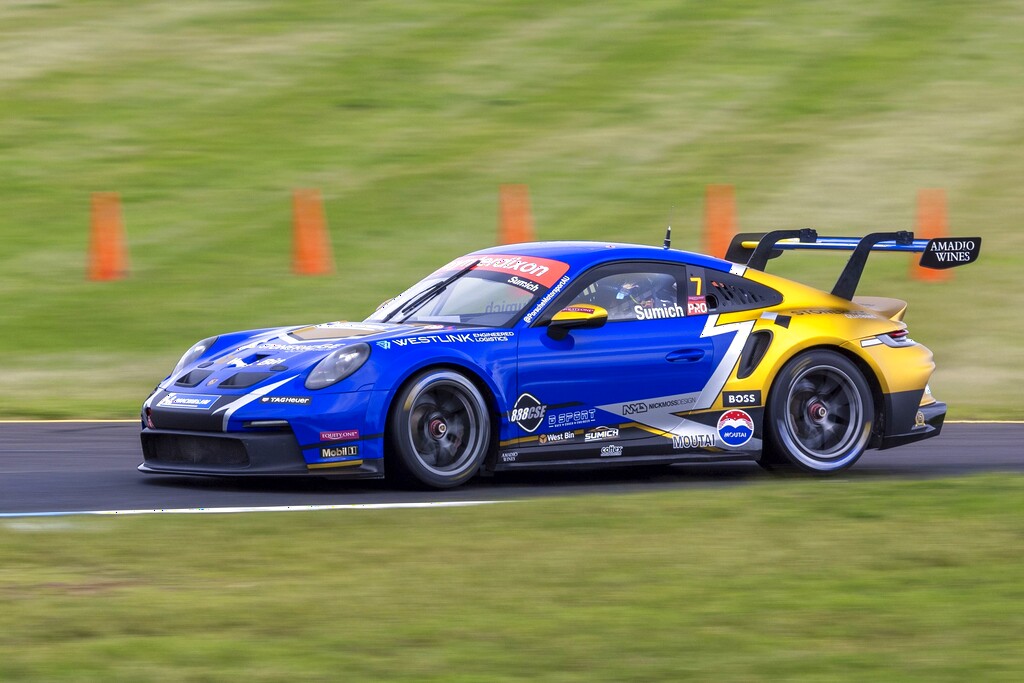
left=387, top=369, right=491, bottom=489
left=763, top=350, right=873, bottom=473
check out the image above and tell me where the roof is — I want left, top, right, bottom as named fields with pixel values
left=469, top=240, right=734, bottom=273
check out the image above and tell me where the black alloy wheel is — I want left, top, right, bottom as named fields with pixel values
left=762, top=350, right=874, bottom=473
left=387, top=369, right=491, bottom=488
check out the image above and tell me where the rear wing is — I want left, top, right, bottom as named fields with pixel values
left=725, top=229, right=981, bottom=300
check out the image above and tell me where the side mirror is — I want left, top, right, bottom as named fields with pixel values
left=546, top=305, right=608, bottom=341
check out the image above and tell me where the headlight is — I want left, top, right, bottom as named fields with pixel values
left=172, top=336, right=219, bottom=377
left=305, top=343, right=370, bottom=390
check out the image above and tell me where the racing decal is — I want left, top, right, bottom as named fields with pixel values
left=920, top=237, right=981, bottom=269
left=510, top=393, right=546, bottom=433
left=722, top=390, right=761, bottom=407
left=718, top=410, right=754, bottom=447
left=212, top=376, right=296, bottom=430
left=594, top=314, right=755, bottom=435
left=321, top=445, right=358, bottom=458
left=321, top=429, right=359, bottom=442
left=729, top=263, right=747, bottom=277
left=260, top=396, right=311, bottom=405
left=584, top=426, right=619, bottom=442
left=255, top=342, right=345, bottom=353
left=672, top=434, right=716, bottom=449
left=539, top=431, right=575, bottom=445
left=380, top=331, right=515, bottom=348
left=610, top=393, right=700, bottom=423
left=507, top=275, right=541, bottom=292
left=437, top=254, right=570, bottom=288
left=523, top=275, right=572, bottom=324
left=915, top=411, right=926, bottom=428
left=547, top=407, right=596, bottom=429
left=563, top=305, right=599, bottom=315
left=600, top=444, right=623, bottom=457
left=694, top=315, right=756, bottom=410
left=634, top=304, right=685, bottom=321
left=687, top=296, right=708, bottom=316
left=156, top=393, right=219, bottom=411
left=500, top=451, right=519, bottom=463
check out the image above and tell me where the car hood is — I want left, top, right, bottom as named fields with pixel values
left=212, top=320, right=501, bottom=368
left=225, top=321, right=441, bottom=359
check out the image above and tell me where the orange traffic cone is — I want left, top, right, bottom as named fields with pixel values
left=498, top=184, right=536, bottom=245
left=704, top=184, right=735, bottom=259
left=292, top=189, right=334, bottom=275
left=912, top=189, right=951, bottom=282
left=87, top=192, right=129, bottom=281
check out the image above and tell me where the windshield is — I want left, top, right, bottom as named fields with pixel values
left=366, top=253, right=571, bottom=327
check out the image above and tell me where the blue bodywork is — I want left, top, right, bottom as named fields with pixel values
left=139, top=241, right=763, bottom=477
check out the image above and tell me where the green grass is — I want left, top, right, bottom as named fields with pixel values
left=1, top=0, right=1022, bottom=417
left=1, top=475, right=1022, bottom=681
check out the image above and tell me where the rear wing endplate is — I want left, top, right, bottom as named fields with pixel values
left=725, top=230, right=981, bottom=300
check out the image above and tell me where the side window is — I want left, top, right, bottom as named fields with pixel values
left=689, top=267, right=783, bottom=313
left=566, top=269, right=681, bottom=322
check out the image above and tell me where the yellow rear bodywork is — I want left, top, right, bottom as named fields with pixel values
left=710, top=268, right=936, bottom=440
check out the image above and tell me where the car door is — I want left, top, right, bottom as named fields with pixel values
left=511, top=261, right=719, bottom=462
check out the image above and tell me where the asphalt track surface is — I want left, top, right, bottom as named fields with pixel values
left=0, top=421, right=1021, bottom=515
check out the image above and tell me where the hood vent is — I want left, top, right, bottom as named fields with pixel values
left=175, top=370, right=213, bottom=387
left=219, top=371, right=275, bottom=388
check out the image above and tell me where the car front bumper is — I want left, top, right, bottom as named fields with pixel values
left=139, top=427, right=385, bottom=478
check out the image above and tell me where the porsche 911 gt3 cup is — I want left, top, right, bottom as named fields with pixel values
left=140, top=229, right=979, bottom=488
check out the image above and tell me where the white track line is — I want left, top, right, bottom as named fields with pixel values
left=0, top=501, right=506, bottom=519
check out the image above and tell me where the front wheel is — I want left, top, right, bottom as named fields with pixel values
left=387, top=369, right=491, bottom=489
left=763, top=350, right=874, bottom=473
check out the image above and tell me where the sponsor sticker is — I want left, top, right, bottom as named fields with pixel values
left=600, top=444, right=623, bottom=457
left=718, top=410, right=754, bottom=447
left=260, top=396, right=312, bottom=405
left=523, top=275, right=572, bottom=324
left=920, top=237, right=981, bottom=269
left=435, top=254, right=570, bottom=288
left=584, top=426, right=619, bottom=442
left=722, top=390, right=761, bottom=407
left=539, top=431, right=575, bottom=445
left=384, top=331, right=515, bottom=348
left=623, top=402, right=648, bottom=415
left=320, top=429, right=359, bottom=442
left=687, top=296, right=708, bottom=315
left=672, top=434, right=716, bottom=449
left=501, top=451, right=519, bottom=463
left=634, top=304, right=686, bottom=321
left=915, top=411, right=926, bottom=428
left=563, top=305, right=598, bottom=315
left=507, top=276, right=540, bottom=292
left=156, top=393, right=219, bottom=411
left=510, top=393, right=546, bottom=433
left=547, top=408, right=596, bottom=429
left=256, top=343, right=344, bottom=353
left=321, top=446, right=358, bottom=458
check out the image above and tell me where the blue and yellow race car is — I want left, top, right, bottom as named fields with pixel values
left=140, top=230, right=979, bottom=488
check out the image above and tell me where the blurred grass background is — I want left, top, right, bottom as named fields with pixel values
left=1, top=0, right=1022, bottom=417
left=2, top=476, right=1022, bottom=681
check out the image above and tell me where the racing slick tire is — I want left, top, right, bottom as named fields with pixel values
left=387, top=369, right=491, bottom=489
left=762, top=350, right=874, bottom=474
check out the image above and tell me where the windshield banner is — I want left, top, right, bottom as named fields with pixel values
left=434, top=254, right=570, bottom=288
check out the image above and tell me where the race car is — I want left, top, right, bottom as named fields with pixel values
left=139, top=229, right=980, bottom=488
